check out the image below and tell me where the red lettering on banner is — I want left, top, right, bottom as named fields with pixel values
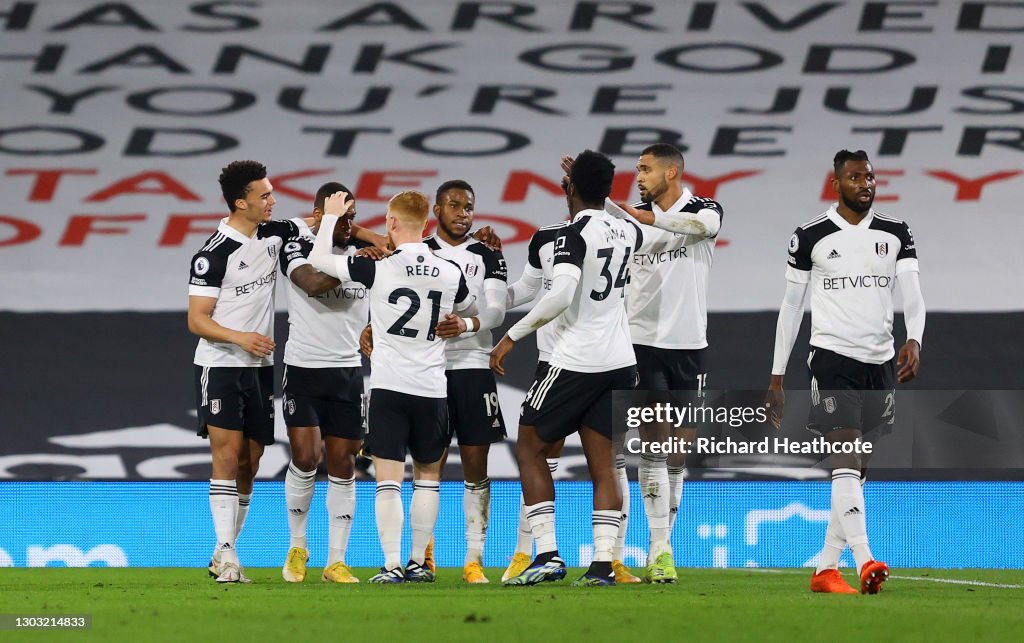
left=0, top=215, right=42, bottom=247
left=682, top=171, right=761, bottom=199
left=356, top=171, right=438, bottom=201
left=59, top=214, right=146, bottom=246
left=159, top=214, right=223, bottom=247
left=269, top=169, right=334, bottom=202
left=609, top=172, right=635, bottom=202
left=925, top=170, right=1022, bottom=201
left=820, top=170, right=902, bottom=202
left=357, top=213, right=537, bottom=245
left=5, top=168, right=97, bottom=202
left=502, top=172, right=563, bottom=201
left=85, top=172, right=201, bottom=202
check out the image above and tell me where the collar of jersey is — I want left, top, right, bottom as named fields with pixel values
left=218, top=218, right=255, bottom=243
left=571, top=207, right=607, bottom=223
left=827, top=204, right=874, bottom=229
left=396, top=241, right=429, bottom=250
left=429, top=234, right=472, bottom=249
left=651, top=187, right=694, bottom=215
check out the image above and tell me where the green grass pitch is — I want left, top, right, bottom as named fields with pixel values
left=1, top=568, right=1022, bottom=642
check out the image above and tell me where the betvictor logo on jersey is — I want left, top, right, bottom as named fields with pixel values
left=822, top=275, right=893, bottom=290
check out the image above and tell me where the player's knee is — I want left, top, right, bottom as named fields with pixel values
left=291, top=452, right=319, bottom=472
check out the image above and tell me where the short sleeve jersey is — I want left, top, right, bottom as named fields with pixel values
left=424, top=235, right=508, bottom=370
left=786, top=205, right=919, bottom=364
left=336, top=242, right=470, bottom=398
left=548, top=209, right=643, bottom=373
left=188, top=218, right=298, bottom=367
left=278, top=218, right=369, bottom=368
left=626, top=188, right=724, bottom=350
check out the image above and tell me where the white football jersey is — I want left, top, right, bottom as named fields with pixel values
left=626, top=188, right=724, bottom=350
left=523, top=223, right=568, bottom=363
left=189, top=218, right=298, bottom=367
left=549, top=209, right=643, bottom=373
left=332, top=242, right=470, bottom=398
left=787, top=205, right=919, bottom=364
left=279, top=218, right=368, bottom=368
left=424, top=235, right=508, bottom=370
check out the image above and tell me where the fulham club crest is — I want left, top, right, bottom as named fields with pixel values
left=210, top=399, right=221, bottom=415
left=875, top=242, right=888, bottom=257
left=823, top=397, right=836, bottom=414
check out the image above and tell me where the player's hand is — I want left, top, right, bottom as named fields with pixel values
left=359, top=324, right=373, bottom=358
left=897, top=339, right=921, bottom=383
left=559, top=154, right=574, bottom=175
left=236, top=332, right=275, bottom=359
left=471, top=226, right=502, bottom=251
left=489, top=335, right=515, bottom=376
left=355, top=246, right=391, bottom=260
left=435, top=313, right=468, bottom=339
left=764, top=375, right=785, bottom=430
left=614, top=201, right=645, bottom=219
left=323, top=191, right=353, bottom=217
left=351, top=223, right=391, bottom=252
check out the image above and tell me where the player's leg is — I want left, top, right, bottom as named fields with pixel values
left=666, top=349, right=705, bottom=542
left=207, top=425, right=245, bottom=581
left=320, top=367, right=365, bottom=583
left=503, top=424, right=567, bottom=585
left=321, top=436, right=361, bottom=583
left=611, top=441, right=641, bottom=583
left=365, top=389, right=410, bottom=583
left=460, top=444, right=491, bottom=581
left=573, top=424, right=620, bottom=586
left=233, top=366, right=273, bottom=563
left=634, top=346, right=673, bottom=578
left=666, top=429, right=692, bottom=537
left=282, top=424, right=318, bottom=582
left=505, top=438, right=563, bottom=582
left=403, top=395, right=448, bottom=583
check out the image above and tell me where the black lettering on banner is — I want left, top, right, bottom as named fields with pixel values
left=958, top=3, right=1024, bottom=32
left=743, top=3, right=840, bottom=31
left=803, top=45, right=915, bottom=73
left=79, top=45, right=190, bottom=74
left=852, top=126, right=942, bottom=155
left=353, top=43, right=457, bottom=74
left=0, top=2, right=35, bottom=31
left=710, top=126, right=791, bottom=156
left=303, top=126, right=392, bottom=156
left=127, top=86, right=257, bottom=115
left=824, top=85, right=937, bottom=115
left=859, top=1, right=936, bottom=32
left=123, top=128, right=238, bottom=156
left=470, top=85, right=564, bottom=115
left=957, top=86, right=1024, bottom=114
left=591, top=85, right=670, bottom=115
left=213, top=44, right=329, bottom=73
left=0, top=126, right=103, bottom=155
left=50, top=3, right=159, bottom=31
left=656, top=43, right=783, bottom=73
left=279, top=86, right=390, bottom=115
left=452, top=3, right=541, bottom=32
left=185, top=2, right=261, bottom=32
left=319, top=3, right=428, bottom=31
left=599, top=127, right=687, bottom=156
left=730, top=86, right=801, bottom=114
left=401, top=126, right=529, bottom=156
left=0, top=44, right=65, bottom=73
left=570, top=2, right=660, bottom=31
left=958, top=126, right=1024, bottom=155
left=519, top=44, right=634, bottom=73
left=25, top=85, right=118, bottom=114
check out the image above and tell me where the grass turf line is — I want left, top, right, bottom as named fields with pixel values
left=1, top=568, right=1022, bottom=642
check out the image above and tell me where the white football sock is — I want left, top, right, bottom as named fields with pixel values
left=375, top=481, right=403, bottom=570
left=235, top=492, right=251, bottom=543
left=525, top=501, right=557, bottom=555
left=667, top=465, right=686, bottom=537
left=816, top=494, right=847, bottom=574
left=464, top=477, right=490, bottom=565
left=832, top=468, right=873, bottom=573
left=639, top=454, right=670, bottom=557
left=514, top=495, right=532, bottom=556
left=612, top=456, right=629, bottom=561
left=285, top=462, right=316, bottom=550
left=410, top=480, right=440, bottom=565
left=327, top=475, right=355, bottom=566
left=593, top=509, right=621, bottom=563
left=210, top=479, right=239, bottom=566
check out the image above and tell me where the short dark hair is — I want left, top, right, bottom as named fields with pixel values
left=641, top=143, right=684, bottom=169
left=833, top=149, right=871, bottom=175
left=218, top=160, right=267, bottom=210
left=435, top=179, right=474, bottom=204
left=314, top=181, right=351, bottom=210
left=569, top=150, right=615, bottom=203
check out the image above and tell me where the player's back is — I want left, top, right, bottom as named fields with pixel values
left=550, top=210, right=641, bottom=373
left=363, top=242, right=469, bottom=397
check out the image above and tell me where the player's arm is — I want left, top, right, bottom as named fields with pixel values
left=507, top=231, right=546, bottom=307
left=608, top=198, right=722, bottom=238
left=765, top=228, right=812, bottom=428
left=187, top=296, right=274, bottom=359
left=350, top=223, right=390, bottom=251
left=895, top=224, right=924, bottom=383
left=279, top=237, right=341, bottom=296
left=491, top=227, right=584, bottom=375
left=310, top=192, right=368, bottom=282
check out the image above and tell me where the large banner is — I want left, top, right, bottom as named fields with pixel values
left=1, top=1, right=1022, bottom=311
left=1, top=481, right=1021, bottom=568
